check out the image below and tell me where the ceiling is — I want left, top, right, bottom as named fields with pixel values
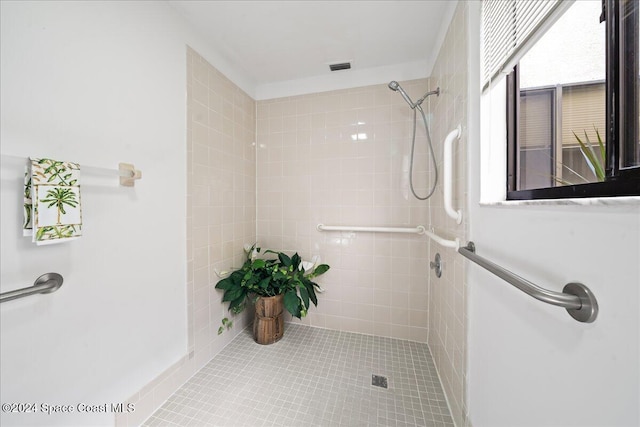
left=169, top=1, right=457, bottom=99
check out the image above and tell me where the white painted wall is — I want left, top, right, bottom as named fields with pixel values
left=0, top=2, right=241, bottom=425
left=467, top=2, right=640, bottom=426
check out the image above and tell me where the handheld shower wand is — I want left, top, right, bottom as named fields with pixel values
left=388, top=80, right=440, bottom=200
left=388, top=81, right=417, bottom=108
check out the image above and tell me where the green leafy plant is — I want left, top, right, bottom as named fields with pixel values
left=572, top=127, right=606, bottom=182
left=215, top=245, right=330, bottom=320
left=217, top=317, right=233, bottom=335
left=551, top=127, right=606, bottom=185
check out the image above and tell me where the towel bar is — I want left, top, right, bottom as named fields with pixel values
left=0, top=155, right=142, bottom=186
left=0, top=273, right=64, bottom=303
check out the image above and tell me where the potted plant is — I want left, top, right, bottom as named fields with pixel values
left=215, top=245, right=330, bottom=345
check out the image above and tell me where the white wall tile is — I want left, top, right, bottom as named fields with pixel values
left=425, top=3, right=469, bottom=427
left=186, top=47, right=256, bottom=371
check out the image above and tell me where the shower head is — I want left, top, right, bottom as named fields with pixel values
left=388, top=80, right=416, bottom=109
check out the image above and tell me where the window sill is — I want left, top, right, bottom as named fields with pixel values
left=480, top=196, right=640, bottom=207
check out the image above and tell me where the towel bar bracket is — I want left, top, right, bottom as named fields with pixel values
left=119, top=163, right=142, bottom=187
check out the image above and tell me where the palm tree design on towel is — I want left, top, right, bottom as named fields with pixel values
left=40, top=187, right=79, bottom=224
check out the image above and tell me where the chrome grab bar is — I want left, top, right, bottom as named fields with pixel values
left=0, top=273, right=64, bottom=303
left=458, top=242, right=598, bottom=323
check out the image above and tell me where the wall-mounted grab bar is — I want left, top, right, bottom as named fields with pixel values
left=424, top=228, right=460, bottom=249
left=317, top=224, right=425, bottom=234
left=443, top=125, right=462, bottom=224
left=316, top=224, right=459, bottom=249
left=458, top=242, right=598, bottom=323
left=0, top=273, right=64, bottom=303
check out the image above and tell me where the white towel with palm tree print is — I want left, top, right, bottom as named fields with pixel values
left=24, top=158, right=82, bottom=245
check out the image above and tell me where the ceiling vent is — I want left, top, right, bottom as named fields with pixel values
left=329, top=62, right=351, bottom=72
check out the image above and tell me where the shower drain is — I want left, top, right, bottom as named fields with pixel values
left=371, top=374, right=388, bottom=388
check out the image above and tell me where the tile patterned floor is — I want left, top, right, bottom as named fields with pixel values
left=144, top=324, right=454, bottom=426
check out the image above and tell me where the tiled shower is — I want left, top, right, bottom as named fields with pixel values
left=135, top=3, right=471, bottom=426
left=256, top=79, right=433, bottom=342
left=119, top=2, right=472, bottom=426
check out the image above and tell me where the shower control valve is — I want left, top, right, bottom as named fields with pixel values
left=430, top=253, right=442, bottom=278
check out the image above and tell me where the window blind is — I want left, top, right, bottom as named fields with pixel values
left=520, top=89, right=554, bottom=148
left=482, top=0, right=569, bottom=91
left=561, top=83, right=606, bottom=147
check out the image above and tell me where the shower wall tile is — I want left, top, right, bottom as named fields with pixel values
left=117, top=46, right=256, bottom=427
left=426, top=3, right=469, bottom=427
left=256, top=80, right=431, bottom=343
left=186, top=46, right=256, bottom=363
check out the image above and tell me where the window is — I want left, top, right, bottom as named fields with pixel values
left=483, top=0, right=640, bottom=200
left=510, top=77, right=607, bottom=190
left=518, top=85, right=556, bottom=189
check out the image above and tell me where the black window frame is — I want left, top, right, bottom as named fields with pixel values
left=506, top=0, right=640, bottom=200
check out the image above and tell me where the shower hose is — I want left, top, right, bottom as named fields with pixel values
left=409, top=104, right=438, bottom=200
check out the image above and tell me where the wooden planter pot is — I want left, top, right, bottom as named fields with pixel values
left=253, top=294, right=284, bottom=345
